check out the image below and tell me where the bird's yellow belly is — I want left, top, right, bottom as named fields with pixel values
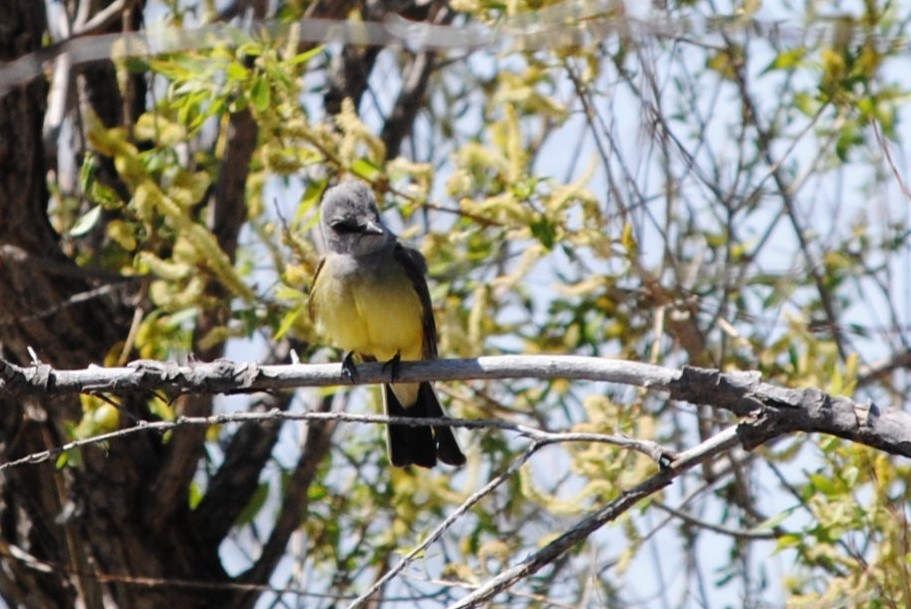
left=315, top=265, right=424, bottom=362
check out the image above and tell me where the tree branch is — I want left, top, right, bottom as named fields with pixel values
left=231, top=395, right=336, bottom=609
left=190, top=393, right=291, bottom=546
left=348, top=440, right=544, bottom=609
left=380, top=3, right=453, bottom=159
left=0, top=408, right=674, bottom=474
left=0, top=355, right=680, bottom=395
left=1, top=355, right=909, bottom=461
left=445, top=422, right=752, bottom=609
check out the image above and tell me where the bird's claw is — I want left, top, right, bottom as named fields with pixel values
left=341, top=351, right=359, bottom=383
left=382, top=352, right=401, bottom=382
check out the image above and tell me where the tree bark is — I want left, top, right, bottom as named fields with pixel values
left=1, top=3, right=104, bottom=606
left=0, top=2, right=227, bottom=607
left=0, top=0, right=354, bottom=605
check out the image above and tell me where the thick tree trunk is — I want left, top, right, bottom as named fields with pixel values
left=0, top=3, right=229, bottom=607
left=0, top=4, right=83, bottom=607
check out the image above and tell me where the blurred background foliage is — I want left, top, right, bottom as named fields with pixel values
left=14, top=0, right=911, bottom=606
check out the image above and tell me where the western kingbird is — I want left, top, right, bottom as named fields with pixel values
left=308, top=179, right=466, bottom=468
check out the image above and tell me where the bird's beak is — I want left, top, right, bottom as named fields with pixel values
left=363, top=220, right=384, bottom=235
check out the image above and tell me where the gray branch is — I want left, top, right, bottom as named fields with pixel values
left=0, top=408, right=671, bottom=473
left=445, top=423, right=752, bottom=609
left=1, top=355, right=908, bottom=460
left=1, top=353, right=908, bottom=608
left=0, top=355, right=679, bottom=393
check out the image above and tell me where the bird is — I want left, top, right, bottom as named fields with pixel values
left=308, top=179, right=466, bottom=468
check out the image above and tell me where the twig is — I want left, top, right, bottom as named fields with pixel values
left=873, top=120, right=911, bottom=203
left=0, top=409, right=672, bottom=473
left=446, top=423, right=749, bottom=608
left=347, top=442, right=545, bottom=609
left=652, top=501, right=780, bottom=540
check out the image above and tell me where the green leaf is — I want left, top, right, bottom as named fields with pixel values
left=251, top=76, right=271, bottom=112
left=763, top=48, right=808, bottom=74
left=775, top=533, right=803, bottom=551
left=809, top=473, right=837, bottom=496
left=58, top=448, right=82, bottom=469
left=80, top=153, right=97, bottom=191
left=289, top=45, right=324, bottom=66
left=296, top=179, right=327, bottom=223
left=69, top=205, right=103, bottom=237
left=274, top=305, right=304, bottom=340
left=754, top=507, right=793, bottom=531
left=351, top=158, right=380, bottom=181
left=91, top=181, right=121, bottom=208
left=841, top=465, right=859, bottom=487
left=225, top=61, right=249, bottom=82
left=124, top=57, right=149, bottom=74
left=188, top=482, right=203, bottom=509
left=706, top=46, right=741, bottom=81
left=529, top=216, right=556, bottom=249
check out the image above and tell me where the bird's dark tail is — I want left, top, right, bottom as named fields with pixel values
left=384, top=382, right=466, bottom=468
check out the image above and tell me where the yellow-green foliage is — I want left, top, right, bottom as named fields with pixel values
left=54, top=0, right=911, bottom=605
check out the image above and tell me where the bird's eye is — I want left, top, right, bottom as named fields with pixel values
left=330, top=220, right=360, bottom=233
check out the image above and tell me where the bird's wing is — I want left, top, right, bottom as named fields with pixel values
left=394, top=244, right=438, bottom=359
left=307, top=257, right=327, bottom=321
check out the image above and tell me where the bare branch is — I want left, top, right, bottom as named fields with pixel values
left=446, top=423, right=750, bottom=608
left=1, top=10, right=890, bottom=96
left=0, top=406, right=673, bottom=473
left=858, top=348, right=911, bottom=386
left=0, top=355, right=679, bottom=396
left=652, top=502, right=780, bottom=540
left=190, top=393, right=291, bottom=545
left=873, top=120, right=911, bottom=204
left=2, top=355, right=909, bottom=462
left=348, top=440, right=545, bottom=609
left=232, top=395, right=336, bottom=609
left=722, top=33, right=850, bottom=361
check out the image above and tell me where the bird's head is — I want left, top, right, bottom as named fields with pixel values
left=319, top=180, right=393, bottom=257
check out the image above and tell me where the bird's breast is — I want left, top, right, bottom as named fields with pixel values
left=313, top=255, right=425, bottom=362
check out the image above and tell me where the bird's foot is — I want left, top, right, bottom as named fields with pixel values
left=382, top=352, right=401, bottom=382
left=341, top=351, right=359, bottom=383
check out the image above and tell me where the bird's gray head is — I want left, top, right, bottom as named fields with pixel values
left=319, top=180, right=393, bottom=257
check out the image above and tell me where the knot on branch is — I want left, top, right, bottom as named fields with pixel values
left=670, top=366, right=762, bottom=415
left=760, top=385, right=867, bottom=436
left=0, top=359, right=53, bottom=397
left=197, top=359, right=262, bottom=393
left=125, top=359, right=267, bottom=394
left=126, top=359, right=184, bottom=391
left=736, top=409, right=787, bottom=451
